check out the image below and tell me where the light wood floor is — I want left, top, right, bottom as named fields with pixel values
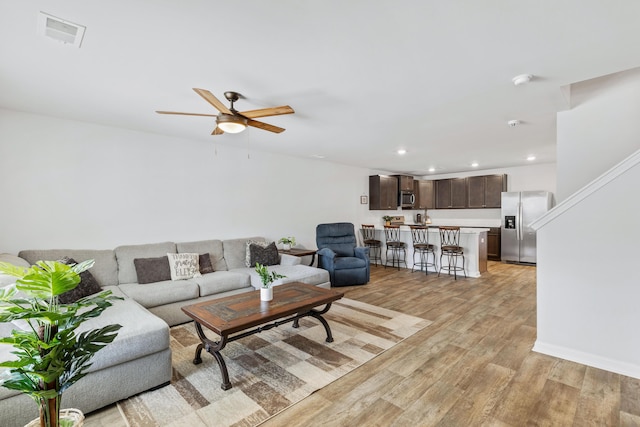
left=260, top=262, right=640, bottom=427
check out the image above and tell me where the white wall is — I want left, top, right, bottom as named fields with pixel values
left=535, top=67, right=640, bottom=378
left=557, top=67, right=640, bottom=201
left=0, top=109, right=371, bottom=255
left=535, top=159, right=640, bottom=377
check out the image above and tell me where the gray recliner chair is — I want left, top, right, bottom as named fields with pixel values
left=316, top=222, right=370, bottom=287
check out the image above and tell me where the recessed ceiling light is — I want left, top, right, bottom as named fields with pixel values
left=397, top=149, right=407, bottom=155
left=508, top=119, right=521, bottom=127
left=428, top=167, right=436, bottom=172
left=512, top=74, right=533, bottom=86
left=527, top=155, right=536, bottom=161
left=471, top=162, right=479, bottom=167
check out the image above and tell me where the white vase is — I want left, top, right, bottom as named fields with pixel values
left=283, top=243, right=291, bottom=251
left=260, top=287, right=273, bottom=302
left=26, top=408, right=84, bottom=427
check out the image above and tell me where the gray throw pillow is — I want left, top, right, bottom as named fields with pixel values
left=249, top=242, right=279, bottom=267
left=133, top=256, right=172, bottom=284
left=57, top=257, right=103, bottom=303
left=199, top=253, right=214, bottom=274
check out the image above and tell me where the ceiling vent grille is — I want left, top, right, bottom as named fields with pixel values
left=38, top=12, right=86, bottom=48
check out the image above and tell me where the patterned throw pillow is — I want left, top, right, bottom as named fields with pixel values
left=134, top=256, right=172, bottom=284
left=167, top=253, right=201, bottom=280
left=57, top=257, right=103, bottom=303
left=249, top=242, right=280, bottom=267
left=245, top=240, right=270, bottom=267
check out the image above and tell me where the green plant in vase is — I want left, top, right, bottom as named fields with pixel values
left=254, top=263, right=286, bottom=288
left=278, top=237, right=296, bottom=250
left=382, top=215, right=393, bottom=225
left=0, top=260, right=122, bottom=427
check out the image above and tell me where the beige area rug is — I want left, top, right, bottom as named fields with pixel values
left=116, top=298, right=431, bottom=427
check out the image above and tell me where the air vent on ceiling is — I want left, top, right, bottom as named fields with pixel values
left=38, top=12, right=86, bottom=48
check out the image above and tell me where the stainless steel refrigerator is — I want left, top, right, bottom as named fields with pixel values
left=501, top=191, right=553, bottom=264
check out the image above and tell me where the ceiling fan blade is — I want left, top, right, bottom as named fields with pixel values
left=193, top=88, right=232, bottom=114
left=247, top=119, right=285, bottom=133
left=239, top=105, right=294, bottom=119
left=156, top=110, right=218, bottom=117
left=212, top=127, right=224, bottom=135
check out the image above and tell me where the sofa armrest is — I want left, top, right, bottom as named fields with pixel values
left=279, top=254, right=302, bottom=266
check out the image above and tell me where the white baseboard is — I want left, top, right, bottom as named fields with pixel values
left=533, top=341, right=640, bottom=379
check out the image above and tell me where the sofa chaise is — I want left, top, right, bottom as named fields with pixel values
left=0, top=236, right=329, bottom=427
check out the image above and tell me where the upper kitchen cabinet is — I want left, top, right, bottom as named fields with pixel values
left=435, top=178, right=467, bottom=209
left=393, top=175, right=414, bottom=192
left=414, top=180, right=435, bottom=209
left=467, top=174, right=507, bottom=208
left=369, top=175, right=398, bottom=210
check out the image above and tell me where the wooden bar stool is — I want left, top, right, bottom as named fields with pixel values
left=438, top=226, right=466, bottom=279
left=361, top=224, right=381, bottom=266
left=408, top=225, right=437, bottom=274
left=383, top=225, right=406, bottom=270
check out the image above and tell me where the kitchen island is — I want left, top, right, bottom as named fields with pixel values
left=369, top=225, right=488, bottom=277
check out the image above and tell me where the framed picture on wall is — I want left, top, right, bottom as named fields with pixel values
left=360, top=195, right=368, bottom=204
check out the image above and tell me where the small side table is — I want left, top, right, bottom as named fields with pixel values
left=278, top=248, right=317, bottom=266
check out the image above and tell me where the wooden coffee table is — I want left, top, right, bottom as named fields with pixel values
left=181, top=282, right=344, bottom=390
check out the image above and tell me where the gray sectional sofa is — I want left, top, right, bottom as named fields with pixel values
left=0, top=236, right=329, bottom=427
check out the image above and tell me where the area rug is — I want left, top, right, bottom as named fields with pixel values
left=116, top=298, right=430, bottom=427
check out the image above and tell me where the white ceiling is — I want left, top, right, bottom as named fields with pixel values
left=2, top=1, right=640, bottom=175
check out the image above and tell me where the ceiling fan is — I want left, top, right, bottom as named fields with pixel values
left=156, top=88, right=294, bottom=135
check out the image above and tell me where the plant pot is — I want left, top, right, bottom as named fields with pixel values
left=25, top=408, right=85, bottom=427
left=282, top=243, right=291, bottom=251
left=260, top=287, right=273, bottom=302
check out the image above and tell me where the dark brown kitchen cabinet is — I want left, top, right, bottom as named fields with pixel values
left=394, top=175, right=414, bottom=192
left=436, top=178, right=467, bottom=209
left=414, top=180, right=435, bottom=209
left=369, top=175, right=398, bottom=210
left=467, top=174, right=507, bottom=208
left=487, top=227, right=501, bottom=261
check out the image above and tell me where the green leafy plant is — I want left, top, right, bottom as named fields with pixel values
left=382, top=216, right=393, bottom=222
left=278, top=236, right=296, bottom=246
left=254, top=263, right=286, bottom=289
left=0, top=260, right=122, bottom=427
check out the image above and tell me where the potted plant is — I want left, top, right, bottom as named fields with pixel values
left=0, top=259, right=122, bottom=427
left=382, top=216, right=393, bottom=226
left=254, top=263, right=286, bottom=301
left=278, top=237, right=296, bottom=251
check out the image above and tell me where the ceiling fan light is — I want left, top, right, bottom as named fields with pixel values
left=217, top=114, right=247, bottom=133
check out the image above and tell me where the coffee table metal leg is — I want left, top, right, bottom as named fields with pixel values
left=193, top=322, right=232, bottom=390
left=304, top=303, right=334, bottom=343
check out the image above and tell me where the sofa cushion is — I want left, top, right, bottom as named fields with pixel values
left=223, top=237, right=265, bottom=270
left=133, top=256, right=171, bottom=284
left=57, top=257, right=103, bottom=303
left=335, top=256, right=367, bottom=270
left=0, top=254, right=30, bottom=287
left=18, top=249, right=118, bottom=287
left=115, top=242, right=176, bottom=284
left=248, top=242, right=279, bottom=267
left=176, top=240, right=227, bottom=272
left=192, top=271, right=251, bottom=297
left=232, top=264, right=330, bottom=290
left=167, top=253, right=201, bottom=280
left=118, top=279, right=199, bottom=308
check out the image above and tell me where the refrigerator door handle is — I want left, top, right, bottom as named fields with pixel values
left=517, top=202, right=522, bottom=241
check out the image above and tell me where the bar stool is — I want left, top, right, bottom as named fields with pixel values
left=408, top=225, right=437, bottom=274
left=361, top=224, right=382, bottom=266
left=383, top=225, right=406, bottom=270
left=438, top=226, right=466, bottom=280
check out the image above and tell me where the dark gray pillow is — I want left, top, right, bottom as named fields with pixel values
left=249, top=242, right=279, bottom=267
left=57, top=257, right=103, bottom=304
left=199, top=253, right=214, bottom=274
left=133, top=256, right=171, bottom=284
